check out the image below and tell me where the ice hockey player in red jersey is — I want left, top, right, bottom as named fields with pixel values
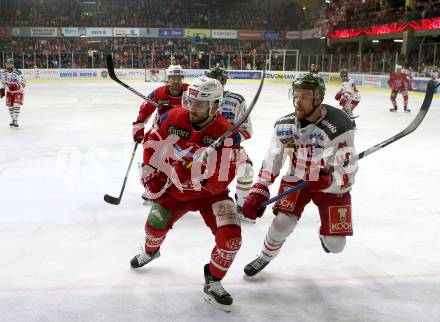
left=335, top=68, right=360, bottom=128
left=387, top=66, right=412, bottom=112
left=0, top=58, right=26, bottom=127
left=242, top=73, right=358, bottom=277
left=132, top=64, right=189, bottom=143
left=133, top=64, right=189, bottom=200
left=130, top=76, right=243, bottom=312
left=206, top=67, right=254, bottom=220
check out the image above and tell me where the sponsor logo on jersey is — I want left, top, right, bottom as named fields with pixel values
left=338, top=141, right=348, bottom=150
left=226, top=238, right=242, bottom=251
left=167, top=125, right=190, bottom=139
left=157, top=99, right=170, bottom=105
left=223, top=99, right=236, bottom=107
left=321, top=120, right=337, bottom=134
left=221, top=111, right=235, bottom=120
left=328, top=206, right=352, bottom=234
left=309, top=131, right=324, bottom=141
left=201, top=134, right=217, bottom=145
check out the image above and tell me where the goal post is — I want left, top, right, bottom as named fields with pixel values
left=268, top=49, right=299, bottom=71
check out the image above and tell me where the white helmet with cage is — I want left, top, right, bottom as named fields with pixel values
left=166, top=64, right=184, bottom=78
left=183, top=76, right=223, bottom=115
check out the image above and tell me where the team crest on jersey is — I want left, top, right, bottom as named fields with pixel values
left=167, top=125, right=190, bottom=139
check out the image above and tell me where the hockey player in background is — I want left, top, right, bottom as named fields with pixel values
left=310, top=64, right=320, bottom=75
left=132, top=64, right=188, bottom=143
left=206, top=67, right=254, bottom=219
left=0, top=58, right=26, bottom=127
left=130, top=77, right=243, bottom=312
left=132, top=64, right=189, bottom=200
left=335, top=68, right=360, bottom=128
left=387, top=66, right=412, bottom=112
left=242, top=73, right=358, bottom=276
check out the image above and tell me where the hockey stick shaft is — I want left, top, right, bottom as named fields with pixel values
left=104, top=143, right=138, bottom=205
left=106, top=54, right=159, bottom=108
left=261, top=80, right=439, bottom=207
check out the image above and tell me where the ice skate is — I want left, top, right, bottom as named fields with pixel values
left=130, top=247, right=160, bottom=268
left=203, top=264, right=233, bottom=312
left=244, top=256, right=269, bottom=277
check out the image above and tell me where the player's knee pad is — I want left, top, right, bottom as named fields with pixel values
left=319, top=235, right=346, bottom=253
left=146, top=204, right=172, bottom=230
left=267, top=212, right=298, bottom=244
left=212, top=199, right=241, bottom=227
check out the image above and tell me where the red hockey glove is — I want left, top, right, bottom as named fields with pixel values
left=243, top=183, right=270, bottom=220
left=335, top=91, right=342, bottom=101
left=7, top=83, right=20, bottom=91
left=0, top=88, right=5, bottom=98
left=141, top=168, right=168, bottom=195
left=306, top=166, right=333, bottom=192
left=171, top=158, right=208, bottom=191
left=132, top=121, right=145, bottom=143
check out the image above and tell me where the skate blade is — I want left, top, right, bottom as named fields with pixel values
left=203, top=293, right=231, bottom=313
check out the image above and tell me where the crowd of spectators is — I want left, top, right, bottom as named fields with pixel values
left=322, top=0, right=440, bottom=31
left=0, top=0, right=307, bottom=31
left=0, top=36, right=287, bottom=70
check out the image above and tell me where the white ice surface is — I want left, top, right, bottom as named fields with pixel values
left=1, top=80, right=439, bottom=322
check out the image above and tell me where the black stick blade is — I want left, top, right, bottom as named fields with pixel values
left=104, top=194, right=121, bottom=205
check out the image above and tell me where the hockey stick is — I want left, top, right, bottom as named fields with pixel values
left=106, top=55, right=159, bottom=108
left=261, top=80, right=439, bottom=207
left=104, top=143, right=139, bottom=205
left=157, top=69, right=266, bottom=193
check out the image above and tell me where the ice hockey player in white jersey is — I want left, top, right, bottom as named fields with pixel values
left=335, top=68, right=360, bottom=128
left=206, top=67, right=254, bottom=220
left=242, top=73, right=358, bottom=276
left=0, top=58, right=26, bottom=127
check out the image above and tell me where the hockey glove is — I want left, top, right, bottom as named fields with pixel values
left=7, top=83, right=21, bottom=91
left=171, top=157, right=208, bottom=191
left=0, top=88, right=4, bottom=98
left=141, top=167, right=168, bottom=196
left=306, top=165, right=333, bottom=192
left=243, top=183, right=270, bottom=220
left=335, top=91, right=342, bottom=101
left=132, top=121, right=145, bottom=143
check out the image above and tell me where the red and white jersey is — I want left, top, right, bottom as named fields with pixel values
left=339, top=79, right=361, bottom=101
left=135, top=83, right=189, bottom=125
left=257, top=105, right=358, bottom=194
left=388, top=72, right=411, bottom=91
left=143, top=107, right=241, bottom=201
left=1, top=68, right=26, bottom=94
left=219, top=91, right=252, bottom=141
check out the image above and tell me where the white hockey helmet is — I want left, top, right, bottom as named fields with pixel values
left=166, top=64, right=184, bottom=78
left=183, top=76, right=223, bottom=114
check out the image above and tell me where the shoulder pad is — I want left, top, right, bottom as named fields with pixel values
left=317, top=105, right=354, bottom=139
left=225, top=91, right=245, bottom=103
left=274, top=113, right=295, bottom=128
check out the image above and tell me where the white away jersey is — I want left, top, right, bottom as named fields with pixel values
left=1, top=69, right=26, bottom=94
left=340, top=79, right=360, bottom=101
left=257, top=105, right=358, bottom=194
left=219, top=91, right=252, bottom=140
